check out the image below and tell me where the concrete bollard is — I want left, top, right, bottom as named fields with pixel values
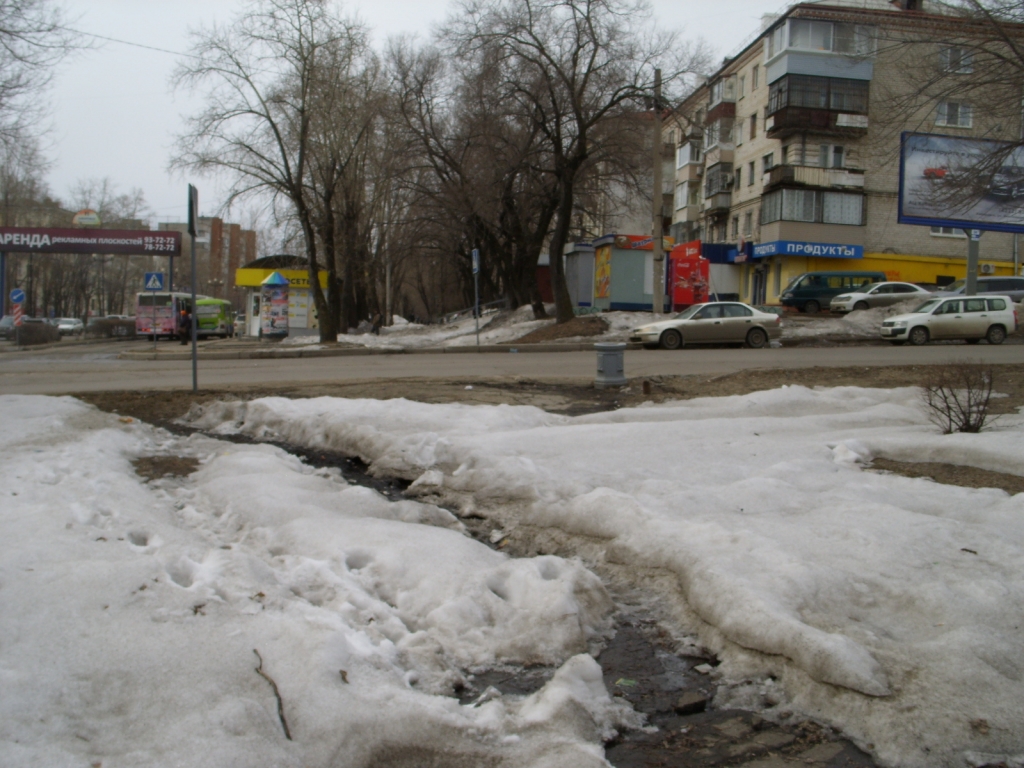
left=594, top=342, right=627, bottom=389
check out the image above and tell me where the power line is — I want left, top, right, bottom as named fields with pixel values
left=58, top=25, right=195, bottom=59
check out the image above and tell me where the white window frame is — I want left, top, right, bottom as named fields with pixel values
left=936, top=101, right=972, bottom=128
left=940, top=46, right=973, bottom=74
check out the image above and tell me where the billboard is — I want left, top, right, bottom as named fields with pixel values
left=898, top=132, right=1024, bottom=234
left=0, top=227, right=181, bottom=255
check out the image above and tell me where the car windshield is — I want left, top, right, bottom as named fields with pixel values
left=673, top=305, right=704, bottom=320
left=944, top=279, right=966, bottom=292
left=911, top=299, right=941, bottom=313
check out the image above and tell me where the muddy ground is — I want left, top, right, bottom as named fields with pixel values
left=73, top=363, right=1024, bottom=768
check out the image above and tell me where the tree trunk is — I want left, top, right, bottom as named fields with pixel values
left=547, top=179, right=577, bottom=324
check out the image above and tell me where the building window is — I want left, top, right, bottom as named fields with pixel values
left=750, top=113, right=757, bottom=140
left=709, top=77, right=737, bottom=106
left=762, top=153, right=775, bottom=173
left=677, top=142, right=701, bottom=168
left=752, top=64, right=759, bottom=89
left=675, top=183, right=687, bottom=211
left=704, top=163, right=734, bottom=197
left=818, top=144, right=844, bottom=168
left=941, top=46, right=973, bottom=74
left=731, top=216, right=740, bottom=238
left=743, top=211, right=753, bottom=235
left=748, top=161, right=756, bottom=186
left=782, top=19, right=874, bottom=56
left=761, top=189, right=863, bottom=225
left=936, top=101, right=972, bottom=127
left=739, top=75, right=745, bottom=97
left=781, top=145, right=789, bottom=165
left=930, top=226, right=966, bottom=237
left=706, top=119, right=733, bottom=148
left=768, top=75, right=868, bottom=115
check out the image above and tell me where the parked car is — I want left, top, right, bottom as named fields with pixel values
left=0, top=314, right=15, bottom=340
left=56, top=317, right=84, bottom=336
left=780, top=271, right=887, bottom=314
left=935, top=276, right=1024, bottom=303
left=630, top=302, right=782, bottom=349
left=829, top=282, right=934, bottom=313
left=881, top=296, right=1018, bottom=345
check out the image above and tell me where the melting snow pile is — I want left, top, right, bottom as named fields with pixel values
left=0, top=396, right=638, bottom=768
left=187, top=387, right=1024, bottom=768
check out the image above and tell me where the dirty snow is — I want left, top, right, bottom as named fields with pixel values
left=184, top=387, right=1024, bottom=768
left=0, top=396, right=638, bottom=768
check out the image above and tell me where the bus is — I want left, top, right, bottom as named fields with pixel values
left=195, top=297, right=234, bottom=338
left=135, top=292, right=196, bottom=339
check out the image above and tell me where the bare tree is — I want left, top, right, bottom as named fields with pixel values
left=448, top=0, right=708, bottom=323
left=172, top=0, right=376, bottom=341
left=0, top=0, right=81, bottom=151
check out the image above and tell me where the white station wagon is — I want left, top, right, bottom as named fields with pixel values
left=881, top=296, right=1018, bottom=345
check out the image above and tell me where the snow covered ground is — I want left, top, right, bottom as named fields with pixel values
left=0, top=397, right=637, bottom=767
left=4, top=386, right=1024, bottom=767
left=278, top=304, right=846, bottom=350
left=185, top=388, right=1024, bottom=768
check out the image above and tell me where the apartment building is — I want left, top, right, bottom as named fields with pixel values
left=668, top=0, right=1022, bottom=305
left=158, top=217, right=256, bottom=310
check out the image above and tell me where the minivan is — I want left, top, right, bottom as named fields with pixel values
left=780, top=271, right=887, bottom=313
left=936, top=276, right=1024, bottom=303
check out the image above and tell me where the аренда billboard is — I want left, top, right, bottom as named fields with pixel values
left=898, top=132, right=1024, bottom=234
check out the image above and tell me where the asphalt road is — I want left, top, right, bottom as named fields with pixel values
left=1, top=339, right=1022, bottom=395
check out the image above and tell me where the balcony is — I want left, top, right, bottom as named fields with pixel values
left=705, top=193, right=732, bottom=214
left=766, top=107, right=868, bottom=139
left=764, top=165, right=865, bottom=190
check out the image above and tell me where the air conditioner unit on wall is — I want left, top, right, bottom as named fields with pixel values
left=980, top=263, right=995, bottom=274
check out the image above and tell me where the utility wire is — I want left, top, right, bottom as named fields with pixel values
left=57, top=25, right=196, bottom=59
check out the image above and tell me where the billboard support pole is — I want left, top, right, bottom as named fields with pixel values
left=0, top=251, right=5, bottom=317
left=964, top=229, right=981, bottom=296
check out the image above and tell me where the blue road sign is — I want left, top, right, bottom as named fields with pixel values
left=144, top=272, right=165, bottom=291
left=10, top=288, right=25, bottom=304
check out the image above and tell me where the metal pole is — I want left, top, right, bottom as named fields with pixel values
left=188, top=185, right=199, bottom=393
left=651, top=68, right=664, bottom=316
left=964, top=229, right=980, bottom=295
left=472, top=248, right=480, bottom=347
left=0, top=251, right=5, bottom=317
left=1014, top=233, right=1020, bottom=276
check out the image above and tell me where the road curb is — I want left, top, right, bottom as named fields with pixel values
left=116, top=341, right=641, bottom=361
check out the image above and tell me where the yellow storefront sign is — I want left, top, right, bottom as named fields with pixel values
left=234, top=268, right=329, bottom=289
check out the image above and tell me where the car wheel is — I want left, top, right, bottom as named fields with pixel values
left=986, top=325, right=1007, bottom=345
left=745, top=327, right=769, bottom=349
left=908, top=326, right=930, bottom=346
left=854, top=301, right=869, bottom=311
left=659, top=329, right=683, bottom=350
left=804, top=300, right=820, bottom=314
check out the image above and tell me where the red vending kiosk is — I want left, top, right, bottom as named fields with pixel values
left=668, top=241, right=710, bottom=310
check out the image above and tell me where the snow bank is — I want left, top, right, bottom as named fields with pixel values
left=0, top=395, right=635, bottom=767
left=188, top=387, right=1024, bottom=768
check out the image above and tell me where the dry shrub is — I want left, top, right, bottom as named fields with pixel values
left=15, top=322, right=60, bottom=346
left=921, top=361, right=997, bottom=434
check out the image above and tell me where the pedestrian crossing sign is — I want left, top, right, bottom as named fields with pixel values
left=144, top=272, right=165, bottom=291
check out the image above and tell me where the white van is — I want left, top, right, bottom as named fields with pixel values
left=880, top=296, right=1018, bottom=345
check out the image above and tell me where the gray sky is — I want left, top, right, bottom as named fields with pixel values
left=47, top=0, right=778, bottom=226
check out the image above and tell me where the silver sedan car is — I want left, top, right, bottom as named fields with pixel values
left=630, top=302, right=782, bottom=350
left=829, top=282, right=933, bottom=313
